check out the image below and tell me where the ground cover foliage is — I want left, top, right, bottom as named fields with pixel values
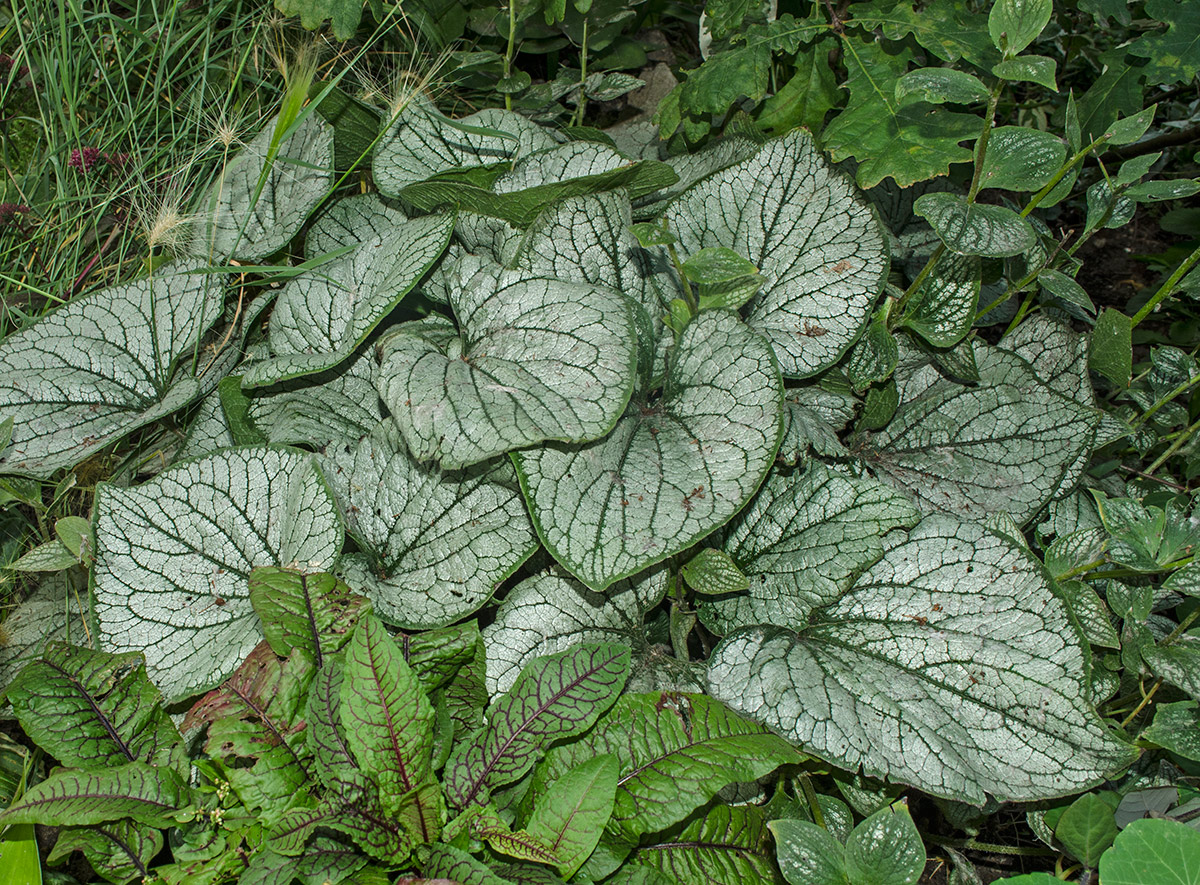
left=1, top=0, right=1200, bottom=883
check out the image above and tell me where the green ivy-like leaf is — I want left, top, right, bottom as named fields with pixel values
left=91, top=447, right=343, bottom=701
left=707, top=515, right=1135, bottom=803
left=1099, top=818, right=1200, bottom=885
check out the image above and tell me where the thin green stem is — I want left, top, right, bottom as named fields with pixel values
left=503, top=1, right=518, bottom=111
left=571, top=18, right=589, bottom=128
left=798, top=775, right=826, bottom=829
left=1145, top=413, right=1200, bottom=475
left=1131, top=243, right=1200, bottom=328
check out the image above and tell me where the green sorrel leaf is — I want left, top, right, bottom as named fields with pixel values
left=0, top=267, right=224, bottom=477
left=444, top=642, right=630, bottom=809
left=0, top=762, right=185, bottom=828
left=323, top=421, right=536, bottom=628
left=666, top=129, right=887, bottom=378
left=49, top=820, right=162, bottom=885
left=92, top=447, right=342, bottom=701
left=248, top=566, right=369, bottom=665
left=707, top=515, right=1135, bottom=803
left=627, top=804, right=776, bottom=884
left=514, top=309, right=782, bottom=591
left=526, top=755, right=618, bottom=878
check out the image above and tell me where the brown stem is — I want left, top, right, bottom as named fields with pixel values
left=69, top=221, right=122, bottom=296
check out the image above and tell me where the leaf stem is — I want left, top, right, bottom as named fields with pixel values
left=571, top=18, right=589, bottom=128
left=798, top=774, right=826, bottom=829
left=1145, top=412, right=1200, bottom=475
left=1130, top=243, right=1200, bottom=329
left=932, top=836, right=1056, bottom=857
left=503, top=1, right=518, bottom=112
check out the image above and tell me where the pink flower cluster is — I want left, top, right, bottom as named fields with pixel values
left=68, top=147, right=130, bottom=174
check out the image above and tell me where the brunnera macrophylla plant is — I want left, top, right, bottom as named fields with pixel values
left=2, top=78, right=1176, bottom=881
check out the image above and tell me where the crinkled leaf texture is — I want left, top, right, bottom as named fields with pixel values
left=0, top=266, right=224, bottom=477
left=666, top=129, right=887, bottom=378
left=92, top=447, right=343, bottom=701
left=0, top=579, right=91, bottom=689
left=861, top=341, right=1098, bottom=524
left=191, top=112, right=333, bottom=262
left=323, top=420, right=537, bottom=629
left=49, top=820, right=163, bottom=885
left=707, top=515, right=1135, bottom=803
left=514, top=309, right=783, bottom=591
left=628, top=804, right=776, bottom=884
left=377, top=267, right=638, bottom=469
left=0, top=762, right=186, bottom=828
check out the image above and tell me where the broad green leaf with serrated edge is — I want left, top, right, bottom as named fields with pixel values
left=1128, top=0, right=1200, bottom=86
left=681, top=548, right=749, bottom=596
left=373, top=98, right=561, bottom=198
left=914, top=193, right=1037, bottom=257
left=779, top=386, right=854, bottom=464
left=771, top=819, right=847, bottom=885
left=708, top=515, right=1135, bottom=803
left=978, top=128, right=1066, bottom=192
left=191, top=113, right=333, bottom=262
left=1099, top=818, right=1200, bottom=885
left=630, top=804, right=776, bottom=884
left=900, top=252, right=980, bottom=347
left=667, top=129, right=887, bottom=378
left=242, top=214, right=452, bottom=388
left=0, top=762, right=185, bottom=828
left=378, top=267, right=637, bottom=469
left=444, top=643, right=630, bottom=809
left=1055, top=792, right=1117, bottom=867
left=514, top=310, right=782, bottom=591
left=323, top=421, right=536, bottom=629
left=535, top=692, right=804, bottom=842
left=896, top=68, right=990, bottom=105
left=49, top=820, right=161, bottom=885
left=526, top=755, right=618, bottom=878
left=857, top=0, right=997, bottom=64
left=845, top=804, right=925, bottom=885
left=341, top=614, right=441, bottom=842
left=248, top=566, right=369, bottom=664
left=988, top=0, right=1051, bottom=55
left=1141, top=701, right=1200, bottom=762
left=275, top=0, right=363, bottom=40
left=482, top=567, right=668, bottom=695
left=6, top=642, right=185, bottom=777
left=861, top=343, right=1097, bottom=524
left=0, top=267, right=224, bottom=477
left=92, top=447, right=342, bottom=701
left=697, top=463, right=920, bottom=635
left=822, top=36, right=980, bottom=188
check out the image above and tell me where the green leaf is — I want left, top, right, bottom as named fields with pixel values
left=91, top=447, right=343, bottom=702
left=991, top=55, right=1058, bottom=90
left=305, top=193, right=407, bottom=259
left=1142, top=702, right=1200, bottom=762
left=240, top=836, right=367, bottom=885
left=49, top=820, right=162, bottom=885
left=481, top=568, right=668, bottom=695
left=682, top=247, right=758, bottom=285
left=668, top=128, right=888, bottom=378
left=341, top=614, right=441, bottom=842
left=913, top=193, right=1037, bottom=257
left=771, top=818, right=847, bottom=885
left=895, top=68, right=990, bottom=105
left=0, top=762, right=185, bottom=828
left=514, top=310, right=783, bottom=591
left=778, top=385, right=855, bottom=465
left=845, top=804, right=926, bottom=885
left=1105, top=105, right=1158, bottom=146
left=988, top=0, right=1051, bottom=55
left=306, top=657, right=369, bottom=800
left=444, top=643, right=630, bottom=809
left=857, top=0, right=997, bottom=64
left=629, top=804, right=776, bottom=884
left=1054, top=792, right=1117, bottom=868
left=191, top=113, right=333, bottom=262
left=242, top=213, right=452, bottom=388
left=526, top=755, right=618, bottom=877
left=9, top=539, right=79, bottom=572
left=1099, top=818, right=1200, bottom=885
left=861, top=343, right=1097, bottom=524
left=248, top=566, right=368, bottom=664
left=424, top=844, right=513, bottom=885
left=7, top=642, right=184, bottom=776
left=681, top=548, right=750, bottom=596
left=708, top=515, right=1135, bottom=803
left=0, top=267, right=224, bottom=477
left=697, top=463, right=920, bottom=635
left=0, top=581, right=90, bottom=692
left=758, top=39, right=840, bottom=134
left=0, top=825, right=41, bottom=885
left=822, top=36, right=981, bottom=188
left=846, top=310, right=899, bottom=393
left=899, top=252, right=980, bottom=348
left=310, top=83, right=380, bottom=168
left=1038, top=269, right=1095, bottom=316
left=276, top=0, right=364, bottom=41
left=1143, top=637, right=1200, bottom=699
left=535, top=692, right=804, bottom=842
left=377, top=269, right=637, bottom=470
left=1089, top=308, right=1133, bottom=388
left=1128, top=0, right=1200, bottom=85
left=323, top=421, right=536, bottom=628
left=977, top=127, right=1067, bottom=192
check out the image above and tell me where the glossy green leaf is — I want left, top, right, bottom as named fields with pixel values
left=895, top=68, right=990, bottom=105
left=0, top=762, right=185, bottom=828
left=191, top=113, right=333, bottom=262
left=845, top=804, right=926, bottom=885
left=991, top=55, right=1058, bottom=90
left=275, top=0, right=364, bottom=40
left=988, top=0, right=1051, bottom=55
left=1089, top=309, right=1133, bottom=388
left=377, top=268, right=637, bottom=469
left=92, top=447, right=342, bottom=702
left=914, top=193, right=1037, bottom=257
left=306, top=657, right=369, bottom=801
left=444, top=643, right=630, bottom=809
left=1141, top=701, right=1200, bottom=762
left=323, top=421, right=537, bottom=628
left=424, top=844, right=513, bottom=885
left=667, top=128, right=887, bottom=378
left=681, top=548, right=749, bottom=596
left=0, top=825, right=41, bottom=885
left=899, top=252, right=980, bottom=348
left=526, top=754, right=618, bottom=877
left=772, top=819, right=848, bottom=885
left=248, top=566, right=369, bottom=664
left=1099, top=817, right=1200, bottom=885
left=1054, top=792, right=1117, bottom=868
left=846, top=310, right=899, bottom=393
left=1143, top=637, right=1200, bottom=699
left=48, top=820, right=162, bottom=885
left=697, top=462, right=920, bottom=635
left=0, top=581, right=91, bottom=692
left=708, top=515, right=1135, bottom=803
left=515, top=310, right=782, bottom=591
left=340, top=614, right=440, bottom=842
left=977, top=127, right=1066, bottom=192
left=0, top=267, right=224, bottom=477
